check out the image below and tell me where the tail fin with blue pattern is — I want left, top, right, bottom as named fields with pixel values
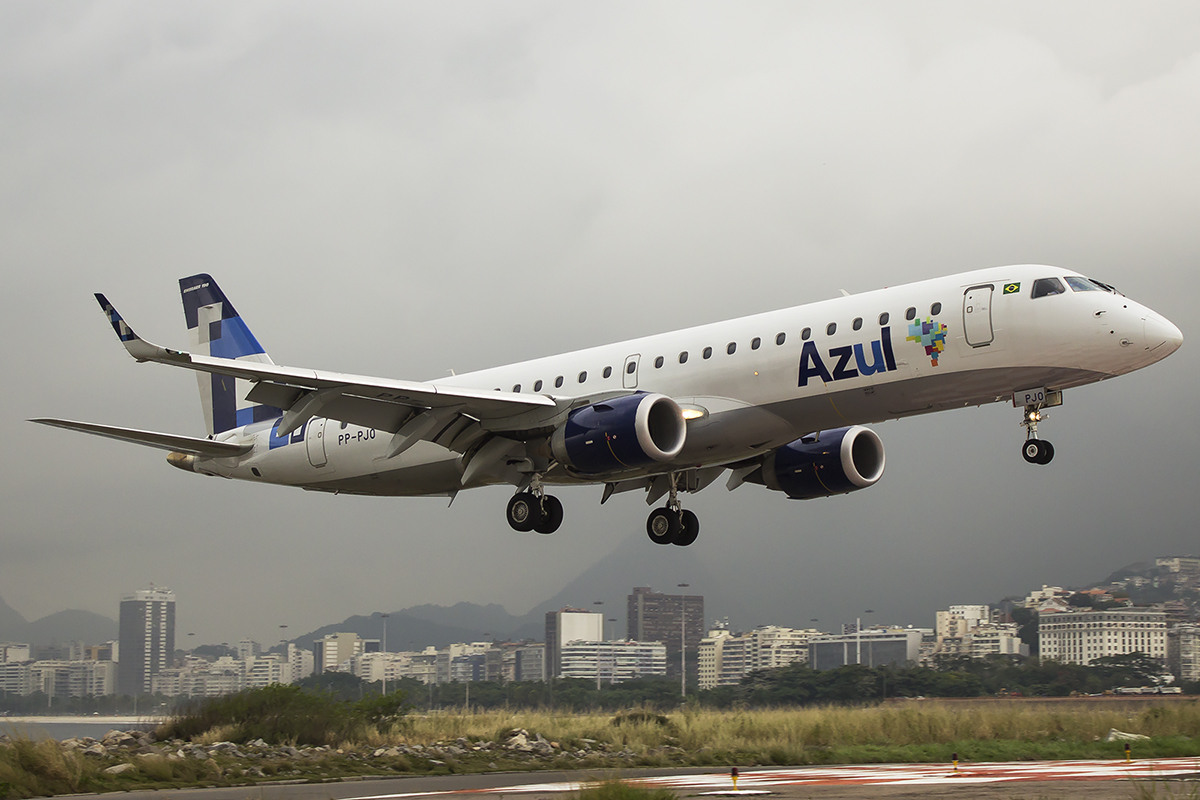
left=179, top=274, right=281, bottom=435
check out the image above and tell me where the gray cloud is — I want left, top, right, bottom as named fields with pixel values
left=3, top=1, right=1197, bottom=644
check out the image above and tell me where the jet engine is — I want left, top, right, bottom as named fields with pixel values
left=755, top=426, right=885, bottom=499
left=550, top=393, right=686, bottom=474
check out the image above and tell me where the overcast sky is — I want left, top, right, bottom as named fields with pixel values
left=3, top=1, right=1198, bottom=647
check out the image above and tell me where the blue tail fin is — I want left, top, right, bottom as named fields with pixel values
left=179, top=275, right=281, bottom=435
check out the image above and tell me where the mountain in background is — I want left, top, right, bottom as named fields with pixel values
left=290, top=531, right=759, bottom=651
left=0, top=596, right=119, bottom=646
left=0, top=596, right=28, bottom=641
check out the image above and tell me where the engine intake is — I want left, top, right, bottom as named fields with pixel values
left=762, top=426, right=885, bottom=499
left=551, top=393, right=686, bottom=474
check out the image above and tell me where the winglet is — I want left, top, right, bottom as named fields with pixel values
left=94, top=293, right=178, bottom=362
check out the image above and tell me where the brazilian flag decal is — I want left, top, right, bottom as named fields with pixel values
left=1003, top=282, right=1021, bottom=295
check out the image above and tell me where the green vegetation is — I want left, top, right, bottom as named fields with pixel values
left=575, top=780, right=677, bottom=800
left=156, top=684, right=410, bottom=745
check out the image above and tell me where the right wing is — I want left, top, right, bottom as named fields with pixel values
left=29, top=419, right=252, bottom=457
left=94, top=293, right=565, bottom=458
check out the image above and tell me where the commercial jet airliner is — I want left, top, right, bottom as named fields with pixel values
left=34, top=266, right=1181, bottom=546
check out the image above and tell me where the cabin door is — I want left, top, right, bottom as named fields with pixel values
left=963, top=285, right=995, bottom=347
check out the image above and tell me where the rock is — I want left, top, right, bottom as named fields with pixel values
left=281, top=746, right=302, bottom=758
left=428, top=759, right=445, bottom=766
left=82, top=744, right=107, bottom=758
left=488, top=762, right=498, bottom=769
left=1105, top=728, right=1151, bottom=742
left=245, top=766, right=265, bottom=778
left=104, top=763, right=136, bottom=775
left=191, top=749, right=209, bottom=761
left=445, top=745, right=466, bottom=756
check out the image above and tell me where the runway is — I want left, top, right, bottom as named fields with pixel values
left=340, top=758, right=1200, bottom=799
left=74, top=758, right=1200, bottom=800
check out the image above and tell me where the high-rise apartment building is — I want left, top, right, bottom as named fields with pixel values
left=627, top=587, right=704, bottom=678
left=545, top=609, right=603, bottom=678
left=313, top=632, right=380, bottom=674
left=117, top=587, right=176, bottom=696
left=1038, top=608, right=1167, bottom=666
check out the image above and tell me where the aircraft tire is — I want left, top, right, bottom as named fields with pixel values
left=1022, top=440, right=1045, bottom=464
left=506, top=492, right=541, bottom=532
left=646, top=507, right=679, bottom=545
left=533, top=495, right=564, bottom=534
left=1038, top=441, right=1055, bottom=464
left=674, top=509, right=699, bottom=546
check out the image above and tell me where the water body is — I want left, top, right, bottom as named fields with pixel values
left=0, top=716, right=159, bottom=741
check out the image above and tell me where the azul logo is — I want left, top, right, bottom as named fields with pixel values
left=798, top=327, right=898, bottom=386
left=907, top=318, right=948, bottom=367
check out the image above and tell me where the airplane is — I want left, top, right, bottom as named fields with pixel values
left=33, top=265, right=1182, bottom=547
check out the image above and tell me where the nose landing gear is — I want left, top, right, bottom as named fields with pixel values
left=1020, top=404, right=1055, bottom=465
left=645, top=474, right=700, bottom=546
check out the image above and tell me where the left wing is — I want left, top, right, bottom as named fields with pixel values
left=29, top=419, right=253, bottom=457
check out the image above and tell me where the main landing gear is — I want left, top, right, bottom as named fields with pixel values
left=646, top=474, right=699, bottom=547
left=506, top=479, right=564, bottom=534
left=1020, top=404, right=1055, bottom=465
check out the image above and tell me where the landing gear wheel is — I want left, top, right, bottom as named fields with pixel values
left=533, top=495, right=564, bottom=534
left=646, top=507, right=680, bottom=545
left=1022, top=440, right=1054, bottom=465
left=673, top=509, right=699, bottom=547
left=506, top=492, right=542, bottom=532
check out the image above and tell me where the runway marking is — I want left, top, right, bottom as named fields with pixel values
left=342, top=757, right=1200, bottom=799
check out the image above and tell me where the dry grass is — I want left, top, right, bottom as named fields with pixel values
left=380, top=701, right=1200, bottom=753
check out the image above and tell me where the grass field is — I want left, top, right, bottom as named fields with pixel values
left=3, top=699, right=1198, bottom=798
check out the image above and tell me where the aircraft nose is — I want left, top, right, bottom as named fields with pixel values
left=1144, top=313, right=1183, bottom=356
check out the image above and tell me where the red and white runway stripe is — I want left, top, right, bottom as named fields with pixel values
left=344, top=756, right=1200, bottom=800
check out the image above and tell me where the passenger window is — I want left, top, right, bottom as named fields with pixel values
left=626, top=362, right=636, bottom=374
left=852, top=317, right=863, bottom=331
left=905, top=307, right=916, bottom=321
left=726, top=342, right=737, bottom=355
left=534, top=380, right=543, bottom=392
left=703, top=346, right=713, bottom=359
left=512, top=384, right=521, bottom=393
left=1032, top=277, right=1066, bottom=298
left=879, top=312, right=889, bottom=325
left=603, top=366, right=612, bottom=379
left=931, top=302, right=942, bottom=315
left=751, top=337, right=761, bottom=350
left=654, top=356, right=664, bottom=368
left=555, top=375, right=564, bottom=388
left=1065, top=276, right=1101, bottom=292
left=801, top=327, right=811, bottom=340
left=340, top=421, right=349, bottom=429
left=775, top=332, right=786, bottom=345
left=826, top=323, right=836, bottom=336
left=578, top=371, right=587, bottom=383
left=679, top=351, right=688, bottom=364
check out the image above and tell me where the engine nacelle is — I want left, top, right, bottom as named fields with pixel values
left=550, top=393, right=686, bottom=474
left=762, top=426, right=885, bottom=499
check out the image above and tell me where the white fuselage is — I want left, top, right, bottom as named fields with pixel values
left=198, top=265, right=1181, bottom=496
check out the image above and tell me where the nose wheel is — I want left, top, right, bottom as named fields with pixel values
left=1020, top=403, right=1055, bottom=465
left=645, top=475, right=700, bottom=546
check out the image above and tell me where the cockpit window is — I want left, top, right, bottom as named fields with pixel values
left=1065, top=276, right=1101, bottom=292
left=1031, top=277, right=1066, bottom=299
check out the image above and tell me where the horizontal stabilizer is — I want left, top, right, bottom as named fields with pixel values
left=29, top=419, right=252, bottom=457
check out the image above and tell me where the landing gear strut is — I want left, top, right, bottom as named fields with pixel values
left=506, top=476, right=563, bottom=534
left=1020, top=404, right=1055, bottom=465
left=645, top=474, right=700, bottom=547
